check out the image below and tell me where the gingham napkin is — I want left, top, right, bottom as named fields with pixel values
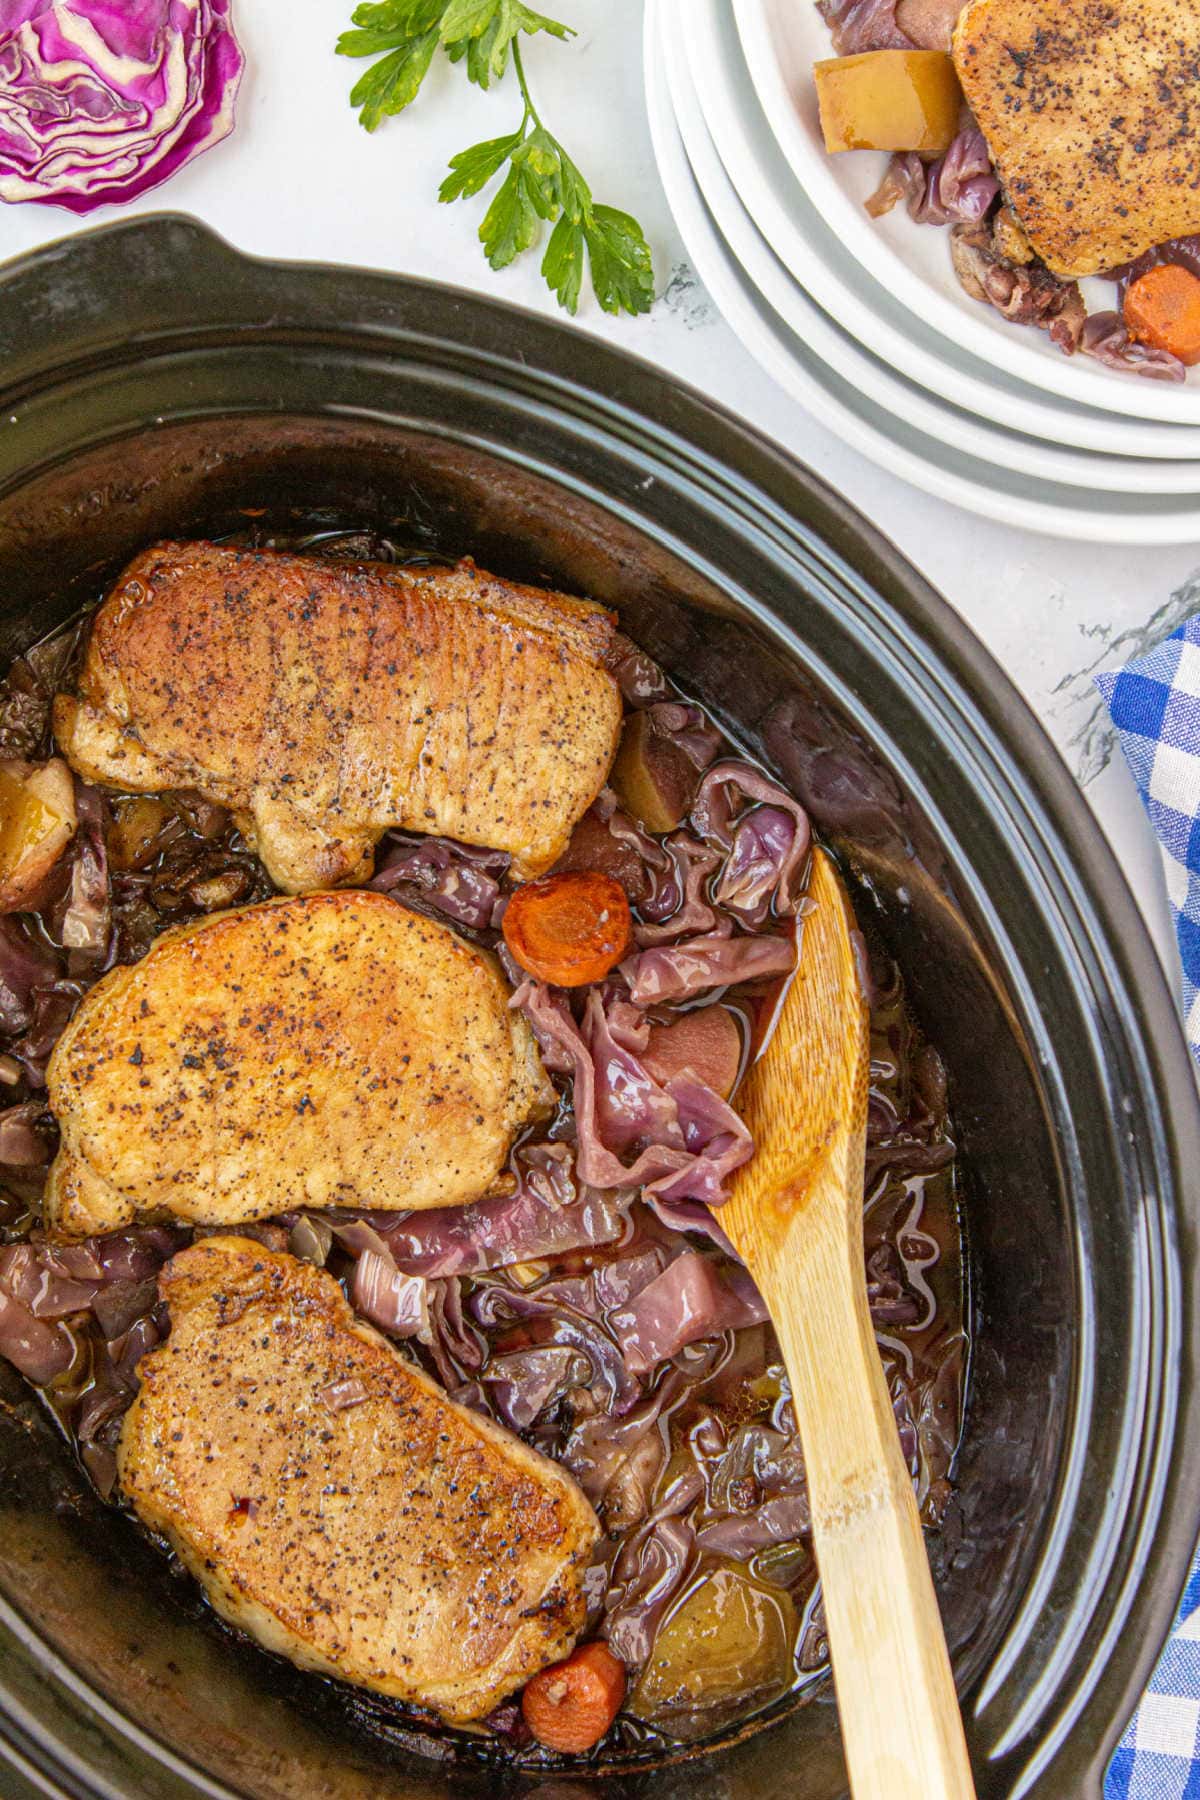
left=1105, top=1554, right=1200, bottom=1797
left=1096, top=613, right=1200, bottom=1070
left=1097, top=614, right=1200, bottom=1797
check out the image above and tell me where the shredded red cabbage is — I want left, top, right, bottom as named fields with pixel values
left=369, top=832, right=507, bottom=931
left=335, top=1143, right=633, bottom=1279
left=868, top=132, right=1000, bottom=228
left=516, top=984, right=755, bottom=1209
left=622, top=927, right=797, bottom=1006
left=691, top=761, right=811, bottom=924
left=611, top=1252, right=769, bottom=1375
left=817, top=0, right=913, bottom=53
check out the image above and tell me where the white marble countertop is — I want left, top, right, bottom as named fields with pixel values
left=0, top=0, right=1188, bottom=981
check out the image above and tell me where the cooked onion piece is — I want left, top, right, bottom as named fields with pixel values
left=628, top=1565, right=798, bottom=1740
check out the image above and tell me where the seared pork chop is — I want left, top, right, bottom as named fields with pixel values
left=44, top=891, right=551, bottom=1239
left=954, top=0, right=1200, bottom=277
left=117, top=1237, right=601, bottom=1723
left=53, top=543, right=623, bottom=892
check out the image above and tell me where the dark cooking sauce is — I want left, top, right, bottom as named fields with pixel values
left=0, top=526, right=969, bottom=1766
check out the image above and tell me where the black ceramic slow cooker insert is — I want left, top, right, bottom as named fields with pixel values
left=0, top=215, right=1196, bottom=1800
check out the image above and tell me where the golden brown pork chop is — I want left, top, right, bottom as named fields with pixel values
left=44, top=891, right=551, bottom=1240
left=53, top=542, right=624, bottom=892
left=117, top=1237, right=601, bottom=1723
left=954, top=0, right=1200, bottom=277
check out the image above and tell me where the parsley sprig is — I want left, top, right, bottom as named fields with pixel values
left=336, top=2, right=656, bottom=318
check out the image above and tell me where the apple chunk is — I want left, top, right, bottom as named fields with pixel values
left=643, top=1005, right=743, bottom=1100
left=610, top=710, right=699, bottom=834
left=0, top=759, right=77, bottom=912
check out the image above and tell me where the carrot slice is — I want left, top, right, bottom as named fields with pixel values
left=502, top=870, right=632, bottom=988
left=1124, top=264, right=1200, bottom=366
left=521, top=1641, right=627, bottom=1752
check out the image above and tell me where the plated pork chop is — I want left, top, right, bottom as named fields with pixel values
left=44, top=890, right=551, bottom=1239
left=53, top=542, right=624, bottom=892
left=117, top=1236, right=601, bottom=1723
left=954, top=0, right=1200, bottom=278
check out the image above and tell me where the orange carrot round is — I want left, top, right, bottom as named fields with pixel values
left=521, top=1640, right=627, bottom=1752
left=1124, top=264, right=1200, bottom=366
left=502, top=871, right=632, bottom=988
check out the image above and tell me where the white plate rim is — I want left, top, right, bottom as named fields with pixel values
left=644, top=0, right=1200, bottom=542
left=666, top=21, right=1200, bottom=496
left=733, top=0, right=1200, bottom=427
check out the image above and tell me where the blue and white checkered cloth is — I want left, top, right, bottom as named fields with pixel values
left=1097, top=613, right=1200, bottom=1070
left=1097, top=612, right=1200, bottom=1797
left=1106, top=1555, right=1200, bottom=1797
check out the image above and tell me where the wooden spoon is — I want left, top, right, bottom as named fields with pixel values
left=723, top=847, right=976, bottom=1800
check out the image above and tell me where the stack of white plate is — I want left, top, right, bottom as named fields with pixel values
left=644, top=0, right=1200, bottom=541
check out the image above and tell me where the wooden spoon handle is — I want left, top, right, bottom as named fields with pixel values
left=768, top=1170, right=976, bottom=1800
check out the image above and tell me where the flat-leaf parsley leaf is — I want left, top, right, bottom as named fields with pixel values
left=336, top=3, right=655, bottom=315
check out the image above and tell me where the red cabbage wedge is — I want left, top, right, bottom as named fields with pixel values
left=0, top=0, right=243, bottom=214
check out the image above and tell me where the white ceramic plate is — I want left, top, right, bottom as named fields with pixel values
left=665, top=15, right=1200, bottom=495
left=685, top=0, right=1200, bottom=458
left=734, top=0, right=1200, bottom=426
left=644, top=0, right=1200, bottom=541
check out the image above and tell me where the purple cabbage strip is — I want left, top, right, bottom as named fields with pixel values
left=817, top=0, right=912, bottom=53
left=11, top=979, right=84, bottom=1088
left=562, top=1374, right=679, bottom=1506
left=609, top=640, right=673, bottom=708
left=483, top=1345, right=590, bottom=1432
left=38, top=1225, right=181, bottom=1283
left=632, top=831, right=722, bottom=945
left=48, top=783, right=110, bottom=969
left=869, top=131, right=999, bottom=227
left=516, top=983, right=754, bottom=1209
left=691, top=761, right=811, bottom=925
left=343, top=1142, right=632, bottom=1279
left=0, top=916, right=60, bottom=1034
left=0, top=1227, right=179, bottom=1324
left=610, top=1250, right=769, bottom=1375
left=471, top=1281, right=642, bottom=1414
left=90, top=1276, right=158, bottom=1340
left=643, top=701, right=722, bottom=772
left=0, top=1223, right=178, bottom=1415
left=351, top=1248, right=431, bottom=1342
left=0, top=1099, right=50, bottom=1166
left=591, top=791, right=678, bottom=916
left=817, top=0, right=963, bottom=56
left=112, top=1307, right=164, bottom=1384
left=0, top=1285, right=72, bottom=1382
left=1106, top=236, right=1200, bottom=293
left=604, top=1504, right=695, bottom=1666
left=319, top=1375, right=369, bottom=1415
left=0, top=0, right=244, bottom=215
left=622, top=926, right=796, bottom=1006
left=588, top=995, right=683, bottom=1158
left=368, top=832, right=507, bottom=931
left=0, top=1239, right=96, bottom=1314
left=694, top=1493, right=812, bottom=1557
left=428, top=1275, right=483, bottom=1373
